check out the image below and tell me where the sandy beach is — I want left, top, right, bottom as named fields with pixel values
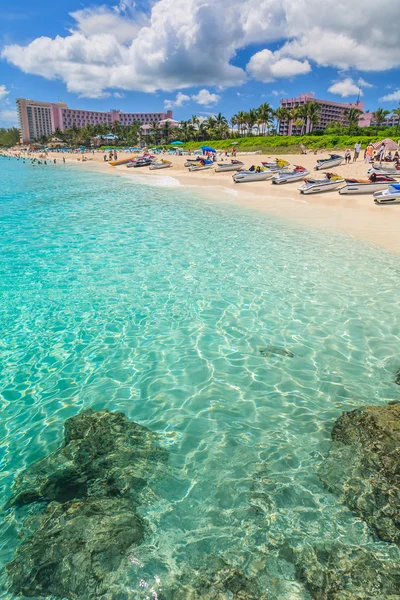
left=7, top=150, right=400, bottom=254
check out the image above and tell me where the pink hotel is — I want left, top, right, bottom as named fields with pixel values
left=16, top=98, right=173, bottom=143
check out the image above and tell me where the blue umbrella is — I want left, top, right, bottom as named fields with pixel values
left=170, top=141, right=184, bottom=145
left=201, top=146, right=216, bottom=152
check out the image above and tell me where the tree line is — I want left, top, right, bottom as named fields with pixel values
left=1, top=103, right=400, bottom=148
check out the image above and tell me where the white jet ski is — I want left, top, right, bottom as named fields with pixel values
left=339, top=173, right=396, bottom=195
left=149, top=160, right=172, bottom=170
left=272, top=166, right=310, bottom=185
left=215, top=160, right=244, bottom=173
left=298, top=173, right=345, bottom=194
left=374, top=183, right=400, bottom=205
left=233, top=166, right=274, bottom=183
left=314, top=154, right=344, bottom=171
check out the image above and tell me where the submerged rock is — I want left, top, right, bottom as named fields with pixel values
left=320, top=403, right=400, bottom=544
left=160, top=556, right=269, bottom=600
left=6, top=408, right=167, bottom=599
left=7, top=498, right=144, bottom=600
left=286, top=542, right=400, bottom=600
left=395, top=368, right=400, bottom=385
left=259, top=346, right=294, bottom=358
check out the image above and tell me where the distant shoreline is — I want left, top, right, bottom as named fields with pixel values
left=3, top=149, right=400, bottom=255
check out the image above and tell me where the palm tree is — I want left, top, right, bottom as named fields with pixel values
left=373, top=107, right=391, bottom=134
left=274, top=107, right=290, bottom=134
left=392, top=104, right=400, bottom=134
left=179, top=120, right=189, bottom=142
left=346, top=107, right=364, bottom=135
left=246, top=108, right=258, bottom=136
left=150, top=120, right=160, bottom=145
left=235, top=111, right=247, bottom=137
left=214, top=112, right=228, bottom=138
left=305, top=101, right=322, bottom=134
left=161, top=120, right=171, bottom=144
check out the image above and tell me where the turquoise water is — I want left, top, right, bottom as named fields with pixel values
left=0, top=156, right=399, bottom=598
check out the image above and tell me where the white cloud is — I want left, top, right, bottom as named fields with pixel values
left=247, top=49, right=310, bottom=82
left=0, top=109, right=17, bottom=125
left=358, top=77, right=373, bottom=88
left=380, top=90, right=400, bottom=102
left=2, top=0, right=400, bottom=97
left=0, top=85, right=10, bottom=100
left=191, top=89, right=220, bottom=106
left=271, top=89, right=287, bottom=96
left=328, top=78, right=362, bottom=97
left=164, top=88, right=220, bottom=108
left=164, top=92, right=191, bottom=109
left=113, top=92, right=125, bottom=98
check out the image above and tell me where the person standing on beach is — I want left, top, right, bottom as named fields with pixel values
left=379, top=143, right=385, bottom=163
left=365, top=144, right=373, bottom=164
left=345, top=148, right=351, bottom=164
left=353, top=141, right=361, bottom=162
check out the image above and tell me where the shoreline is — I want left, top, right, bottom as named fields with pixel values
left=4, top=150, right=400, bottom=254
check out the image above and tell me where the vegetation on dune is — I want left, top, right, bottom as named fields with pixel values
left=0, top=127, right=21, bottom=147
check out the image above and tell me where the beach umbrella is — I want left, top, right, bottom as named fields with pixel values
left=201, top=146, right=216, bottom=152
left=170, top=141, right=184, bottom=145
left=371, top=138, right=399, bottom=151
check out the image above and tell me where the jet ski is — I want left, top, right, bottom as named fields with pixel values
left=374, top=183, right=400, bottom=205
left=298, top=173, right=345, bottom=194
left=272, top=166, right=310, bottom=184
left=339, top=173, right=396, bottom=195
left=368, top=163, right=400, bottom=178
left=149, top=159, right=172, bottom=170
left=261, top=158, right=290, bottom=171
left=314, top=154, right=344, bottom=171
left=215, top=160, right=244, bottom=172
left=188, top=159, right=214, bottom=171
left=233, top=166, right=274, bottom=183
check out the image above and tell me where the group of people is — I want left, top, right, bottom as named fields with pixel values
left=104, top=150, right=118, bottom=162
left=344, top=141, right=399, bottom=165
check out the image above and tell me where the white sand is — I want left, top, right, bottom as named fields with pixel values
left=9, top=150, right=400, bottom=254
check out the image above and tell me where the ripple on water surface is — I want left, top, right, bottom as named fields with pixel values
left=0, top=157, right=399, bottom=598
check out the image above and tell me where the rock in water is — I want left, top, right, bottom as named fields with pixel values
left=259, top=346, right=294, bottom=358
left=7, top=498, right=144, bottom=600
left=5, top=409, right=168, bottom=599
left=286, top=542, right=400, bottom=600
left=160, top=556, right=269, bottom=600
left=395, top=368, right=400, bottom=385
left=320, top=403, right=400, bottom=544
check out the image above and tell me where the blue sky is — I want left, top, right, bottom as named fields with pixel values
left=1, top=0, right=400, bottom=127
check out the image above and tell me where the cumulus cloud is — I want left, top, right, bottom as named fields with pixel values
left=247, top=49, right=310, bottom=82
left=0, top=85, right=10, bottom=100
left=380, top=90, right=400, bottom=102
left=2, top=0, right=400, bottom=97
left=164, top=88, right=220, bottom=108
left=358, top=77, right=373, bottom=88
left=328, top=78, right=362, bottom=97
left=164, top=92, right=191, bottom=109
left=191, top=89, right=220, bottom=106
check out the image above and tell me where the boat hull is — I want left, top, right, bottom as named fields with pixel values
left=298, top=180, right=344, bottom=194
left=188, top=165, right=213, bottom=171
left=368, top=168, right=400, bottom=178
left=339, top=181, right=394, bottom=194
left=314, top=158, right=344, bottom=171
left=233, top=171, right=273, bottom=183
left=374, top=189, right=400, bottom=204
left=149, top=163, right=172, bottom=170
left=272, top=170, right=309, bottom=184
left=109, top=156, right=137, bottom=167
left=215, top=163, right=244, bottom=173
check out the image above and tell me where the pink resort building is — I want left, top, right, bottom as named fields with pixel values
left=16, top=98, right=173, bottom=143
left=278, top=93, right=365, bottom=134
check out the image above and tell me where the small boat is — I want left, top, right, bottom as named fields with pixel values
left=233, top=167, right=274, bottom=183
left=298, top=173, right=345, bottom=194
left=215, top=160, right=244, bottom=173
left=109, top=156, right=138, bottom=167
left=374, top=184, right=400, bottom=205
left=339, top=174, right=396, bottom=195
left=149, top=160, right=172, bottom=170
left=188, top=159, right=213, bottom=172
left=314, top=154, right=344, bottom=171
left=262, top=158, right=290, bottom=170
left=272, top=166, right=310, bottom=185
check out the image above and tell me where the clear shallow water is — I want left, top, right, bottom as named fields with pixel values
left=0, top=156, right=399, bottom=598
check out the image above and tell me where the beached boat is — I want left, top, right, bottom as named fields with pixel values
left=149, top=160, right=172, bottom=170
left=233, top=167, right=274, bottom=183
left=314, top=154, right=344, bottom=171
left=339, top=174, right=396, bottom=195
left=271, top=166, right=310, bottom=185
left=188, top=160, right=214, bottom=172
left=262, top=158, right=290, bottom=171
left=298, top=173, right=345, bottom=194
left=374, top=184, right=400, bottom=205
left=215, top=160, right=244, bottom=173
left=109, top=156, right=138, bottom=167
